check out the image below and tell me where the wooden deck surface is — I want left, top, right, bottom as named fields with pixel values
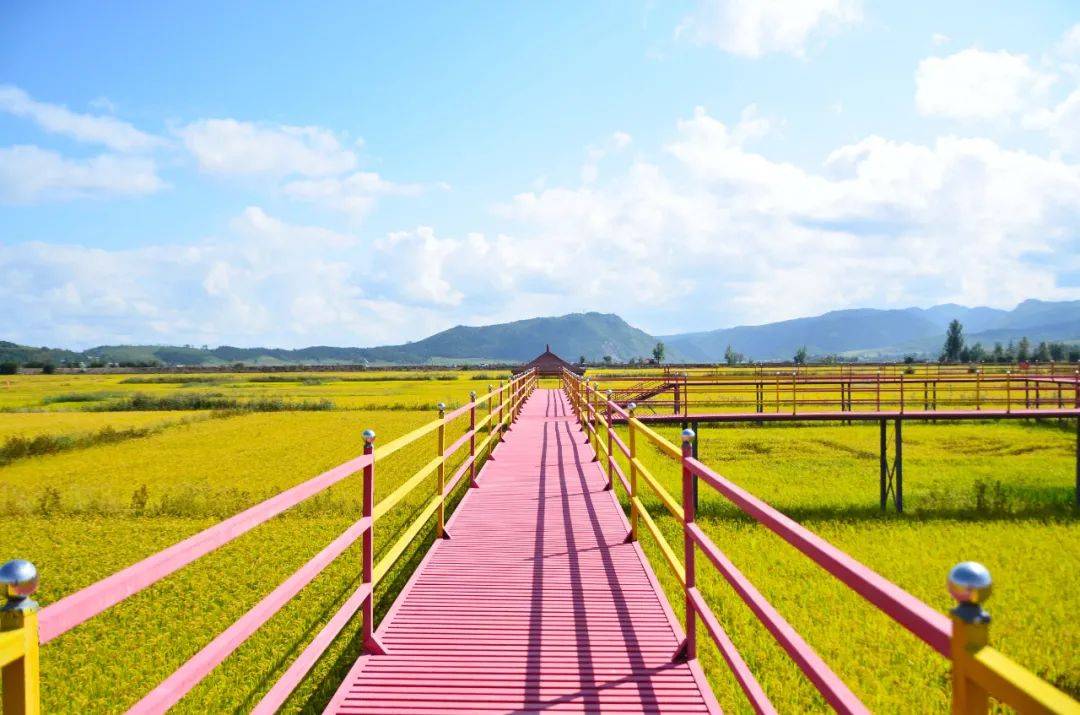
left=325, top=389, right=719, bottom=714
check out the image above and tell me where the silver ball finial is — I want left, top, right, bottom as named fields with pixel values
left=469, top=390, right=477, bottom=400
left=627, top=402, right=636, bottom=411
left=362, top=429, right=376, bottom=444
left=0, top=560, right=38, bottom=611
left=606, top=389, right=612, bottom=397
left=948, top=561, right=992, bottom=605
left=437, top=402, right=446, bottom=413
left=681, top=428, right=695, bottom=443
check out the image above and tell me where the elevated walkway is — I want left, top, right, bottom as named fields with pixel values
left=326, top=389, right=718, bottom=714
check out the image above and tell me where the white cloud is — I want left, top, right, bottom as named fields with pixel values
left=915, top=48, right=1055, bottom=120
left=282, top=171, right=424, bottom=221
left=932, top=33, right=951, bottom=47
left=0, top=85, right=162, bottom=152
left=0, top=145, right=165, bottom=203
left=676, top=0, right=862, bottom=58
left=6, top=105, right=1080, bottom=347
left=0, top=208, right=452, bottom=348
left=177, top=119, right=358, bottom=177
left=1025, top=88, right=1080, bottom=155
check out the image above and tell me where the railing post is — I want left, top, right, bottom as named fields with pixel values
left=359, top=430, right=387, bottom=655
left=675, top=428, right=697, bottom=662
left=436, top=403, right=449, bottom=539
left=605, top=390, right=614, bottom=491
left=468, top=391, right=478, bottom=488
left=498, top=382, right=506, bottom=441
left=584, top=378, right=593, bottom=446
left=0, top=559, right=41, bottom=715
left=948, top=562, right=992, bottom=714
left=627, top=402, right=639, bottom=542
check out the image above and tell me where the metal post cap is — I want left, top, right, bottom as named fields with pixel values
left=362, top=429, right=376, bottom=444
left=627, top=402, right=636, bottom=411
left=437, top=402, right=446, bottom=412
left=469, top=390, right=476, bottom=399
left=0, top=559, right=38, bottom=610
left=948, top=561, right=992, bottom=605
left=681, top=428, right=695, bottom=442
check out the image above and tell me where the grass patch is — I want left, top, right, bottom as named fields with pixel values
left=90, top=392, right=335, bottom=412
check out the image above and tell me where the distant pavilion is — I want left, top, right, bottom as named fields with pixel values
left=512, top=345, right=583, bottom=376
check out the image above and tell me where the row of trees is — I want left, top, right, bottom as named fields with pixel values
left=941, top=320, right=1079, bottom=363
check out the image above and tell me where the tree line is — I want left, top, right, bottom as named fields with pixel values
left=940, top=319, right=1079, bottom=363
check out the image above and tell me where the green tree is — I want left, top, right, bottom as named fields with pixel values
left=793, top=346, right=808, bottom=364
left=0, top=362, right=17, bottom=375
left=942, top=319, right=964, bottom=362
left=968, top=342, right=987, bottom=363
left=723, top=345, right=743, bottom=365
left=652, top=342, right=665, bottom=364
left=1049, top=342, right=1066, bottom=361
left=602, top=355, right=613, bottom=365
left=991, top=342, right=1004, bottom=362
left=1034, top=341, right=1052, bottom=362
left=1017, top=337, right=1030, bottom=362
left=579, top=355, right=587, bottom=365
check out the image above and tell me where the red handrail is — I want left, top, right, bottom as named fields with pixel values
left=129, top=517, right=373, bottom=713
left=38, top=451, right=374, bottom=644
left=685, top=458, right=951, bottom=655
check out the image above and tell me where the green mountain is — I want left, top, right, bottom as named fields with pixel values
left=5, top=301, right=1078, bottom=368
left=2, top=312, right=674, bottom=367
left=663, top=299, right=1080, bottom=361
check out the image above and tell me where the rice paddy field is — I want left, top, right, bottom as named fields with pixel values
left=616, top=417, right=1079, bottom=712
left=0, top=370, right=509, bottom=713
left=1, top=369, right=1076, bottom=713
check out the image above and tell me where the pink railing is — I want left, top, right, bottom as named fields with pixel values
left=6, top=370, right=536, bottom=713
left=563, top=368, right=1078, bottom=714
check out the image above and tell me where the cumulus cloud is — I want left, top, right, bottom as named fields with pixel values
left=0, top=208, right=453, bottom=348
left=0, top=85, right=163, bottom=152
left=6, top=102, right=1080, bottom=345
left=0, top=145, right=165, bottom=203
left=177, top=119, right=358, bottom=177
left=676, top=0, right=862, bottom=58
left=915, top=48, right=1055, bottom=120
left=282, top=171, right=424, bottom=221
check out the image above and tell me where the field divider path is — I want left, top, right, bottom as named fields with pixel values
left=325, top=388, right=720, bottom=714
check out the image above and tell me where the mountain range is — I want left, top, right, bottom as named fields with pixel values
left=3, top=299, right=1078, bottom=367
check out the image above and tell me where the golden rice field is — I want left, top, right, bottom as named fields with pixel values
left=0, top=370, right=1076, bottom=712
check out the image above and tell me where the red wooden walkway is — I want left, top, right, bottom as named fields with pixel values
left=326, top=389, right=719, bottom=714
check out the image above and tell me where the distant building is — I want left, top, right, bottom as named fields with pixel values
left=513, top=345, right=583, bottom=377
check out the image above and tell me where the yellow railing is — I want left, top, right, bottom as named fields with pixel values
left=0, top=369, right=537, bottom=714
left=563, top=368, right=1079, bottom=715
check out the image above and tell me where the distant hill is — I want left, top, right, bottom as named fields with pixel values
left=663, top=299, right=1080, bottom=361
left=1, top=312, right=675, bottom=367
left=4, top=301, right=1078, bottom=367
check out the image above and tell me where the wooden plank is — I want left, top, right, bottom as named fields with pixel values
left=325, top=389, right=718, bottom=714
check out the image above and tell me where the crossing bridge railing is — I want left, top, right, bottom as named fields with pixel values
left=0, top=369, right=537, bottom=714
left=563, top=368, right=1079, bottom=715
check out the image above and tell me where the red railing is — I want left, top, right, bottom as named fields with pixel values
left=563, top=368, right=1078, bottom=714
left=2, top=370, right=537, bottom=714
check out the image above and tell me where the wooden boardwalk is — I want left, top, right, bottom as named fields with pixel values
left=326, top=389, right=719, bottom=714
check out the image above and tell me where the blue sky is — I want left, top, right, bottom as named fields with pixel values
left=2, top=1, right=1079, bottom=348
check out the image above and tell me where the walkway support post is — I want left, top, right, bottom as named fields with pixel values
left=360, top=430, right=387, bottom=655
left=0, top=559, right=40, bottom=715
left=895, top=418, right=904, bottom=513
left=675, top=428, right=697, bottom=663
left=469, top=391, right=478, bottom=488
left=436, top=403, right=448, bottom=539
left=627, top=402, right=639, bottom=542
left=879, top=419, right=887, bottom=511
